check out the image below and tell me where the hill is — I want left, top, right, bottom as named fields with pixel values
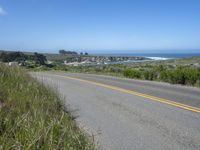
left=0, top=64, right=94, bottom=149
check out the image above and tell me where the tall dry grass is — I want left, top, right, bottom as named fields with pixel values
left=0, top=64, right=94, bottom=149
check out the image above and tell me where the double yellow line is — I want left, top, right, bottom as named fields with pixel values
left=56, top=75, right=200, bottom=113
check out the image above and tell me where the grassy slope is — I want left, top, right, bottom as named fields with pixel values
left=0, top=64, right=94, bottom=149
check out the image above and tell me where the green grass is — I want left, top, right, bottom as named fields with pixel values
left=0, top=64, right=95, bottom=149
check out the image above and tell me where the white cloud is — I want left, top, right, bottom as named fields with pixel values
left=0, top=6, right=6, bottom=15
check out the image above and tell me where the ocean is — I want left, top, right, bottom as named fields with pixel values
left=95, top=53, right=200, bottom=61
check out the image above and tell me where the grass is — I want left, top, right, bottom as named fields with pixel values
left=0, top=64, right=95, bottom=149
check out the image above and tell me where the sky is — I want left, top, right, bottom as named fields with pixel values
left=0, top=0, right=200, bottom=53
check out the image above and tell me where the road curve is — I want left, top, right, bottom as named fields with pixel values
left=32, top=72, right=200, bottom=150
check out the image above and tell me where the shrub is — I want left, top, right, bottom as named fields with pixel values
left=160, top=71, right=169, bottom=82
left=165, top=67, right=200, bottom=85
left=167, top=68, right=186, bottom=84
left=195, top=80, right=200, bottom=87
left=110, top=67, right=122, bottom=73
left=184, top=68, right=200, bottom=85
left=123, top=68, right=141, bottom=79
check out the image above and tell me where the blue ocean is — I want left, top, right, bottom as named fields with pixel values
left=95, top=53, right=200, bottom=60
left=92, top=53, right=200, bottom=64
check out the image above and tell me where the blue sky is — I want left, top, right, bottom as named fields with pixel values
left=0, top=0, right=200, bottom=53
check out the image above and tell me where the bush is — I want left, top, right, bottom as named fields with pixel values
left=195, top=80, right=200, bottom=87
left=184, top=68, right=200, bottom=85
left=168, top=67, right=186, bottom=84
left=162, top=67, right=200, bottom=86
left=143, top=70, right=150, bottom=80
left=110, top=67, right=122, bottom=73
left=143, top=70, right=155, bottom=80
left=160, top=71, right=169, bottom=82
left=123, top=68, right=141, bottom=79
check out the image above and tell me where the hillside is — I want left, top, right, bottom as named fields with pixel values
left=0, top=64, right=94, bottom=149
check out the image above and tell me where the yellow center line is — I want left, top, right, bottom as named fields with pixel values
left=55, top=74, right=200, bottom=113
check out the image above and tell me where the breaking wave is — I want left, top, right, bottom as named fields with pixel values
left=145, top=57, right=171, bottom=60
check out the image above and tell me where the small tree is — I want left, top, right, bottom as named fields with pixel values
left=34, top=53, right=47, bottom=65
left=59, top=50, right=78, bottom=55
left=0, top=52, right=27, bottom=62
left=59, top=49, right=66, bottom=55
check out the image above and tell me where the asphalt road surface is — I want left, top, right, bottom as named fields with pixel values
left=32, top=72, right=200, bottom=150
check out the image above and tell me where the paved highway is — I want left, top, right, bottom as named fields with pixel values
left=32, top=72, right=200, bottom=150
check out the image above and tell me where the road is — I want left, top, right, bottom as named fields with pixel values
left=32, top=72, right=200, bottom=150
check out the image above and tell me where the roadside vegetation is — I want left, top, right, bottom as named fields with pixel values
left=0, top=64, right=95, bottom=149
left=24, top=56, right=200, bottom=88
left=66, top=62, right=200, bottom=88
